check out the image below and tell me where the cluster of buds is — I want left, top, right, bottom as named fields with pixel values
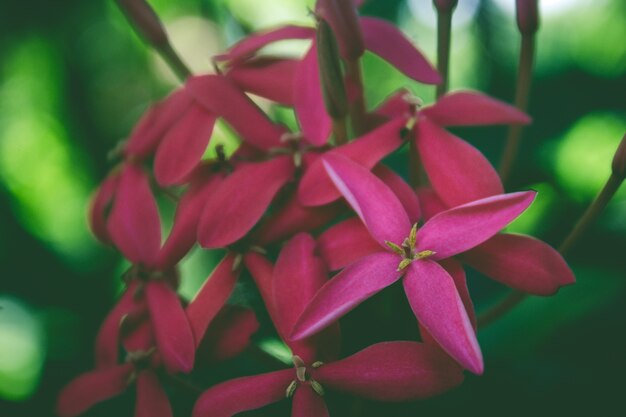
left=58, top=1, right=578, bottom=416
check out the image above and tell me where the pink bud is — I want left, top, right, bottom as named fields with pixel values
left=116, top=0, right=168, bottom=48
left=315, top=0, right=364, bottom=60
left=612, top=133, right=626, bottom=180
left=516, top=0, right=540, bottom=35
left=433, top=0, right=458, bottom=13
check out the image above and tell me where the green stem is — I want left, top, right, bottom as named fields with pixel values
left=498, top=33, right=535, bottom=185
left=477, top=173, right=625, bottom=328
left=333, top=116, right=349, bottom=145
left=345, top=58, right=367, bottom=136
left=436, top=9, right=453, bottom=98
left=157, top=43, right=192, bottom=83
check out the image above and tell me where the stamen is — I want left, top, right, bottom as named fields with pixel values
left=310, top=380, right=325, bottom=396
left=285, top=380, right=298, bottom=398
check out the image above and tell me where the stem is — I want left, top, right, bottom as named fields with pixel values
left=436, top=9, right=453, bottom=98
left=477, top=173, right=624, bottom=328
left=157, top=43, right=192, bottom=83
left=345, top=58, right=367, bottom=136
left=498, top=33, right=535, bottom=184
left=333, top=116, right=349, bottom=145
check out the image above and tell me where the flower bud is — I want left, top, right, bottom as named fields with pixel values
left=433, top=0, right=458, bottom=13
left=316, top=19, right=348, bottom=120
left=611, top=133, right=626, bottom=181
left=516, top=0, right=540, bottom=35
left=315, top=0, right=364, bottom=60
left=116, top=0, right=169, bottom=48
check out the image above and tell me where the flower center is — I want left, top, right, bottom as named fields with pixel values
left=285, top=355, right=325, bottom=398
left=385, top=223, right=436, bottom=271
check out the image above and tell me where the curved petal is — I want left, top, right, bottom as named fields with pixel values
left=192, top=370, right=293, bottom=417
left=317, top=218, right=380, bottom=271
left=291, top=252, right=401, bottom=340
left=291, top=384, right=329, bottom=417
left=199, top=306, right=259, bottom=362
left=294, top=43, right=332, bottom=146
left=404, top=261, right=483, bottom=374
left=321, top=153, right=410, bottom=247
left=107, top=164, right=161, bottom=266
left=135, top=371, right=172, bottom=417
left=154, top=104, right=216, bottom=186
left=298, top=116, right=407, bottom=206
left=461, top=233, right=575, bottom=295
left=243, top=252, right=276, bottom=320
left=422, top=90, right=531, bottom=126
left=198, top=157, right=294, bottom=248
left=186, top=75, right=285, bottom=150
left=415, top=118, right=504, bottom=207
left=416, top=191, right=536, bottom=260
left=88, top=172, right=119, bottom=245
left=416, top=187, right=447, bottom=221
left=314, top=341, right=464, bottom=401
left=228, top=57, right=298, bottom=106
left=186, top=254, right=240, bottom=348
left=216, top=26, right=315, bottom=63
left=360, top=17, right=440, bottom=84
left=374, top=165, right=421, bottom=222
left=145, top=281, right=195, bottom=373
left=57, top=364, right=133, bottom=417
left=440, top=258, right=476, bottom=329
left=374, top=88, right=413, bottom=119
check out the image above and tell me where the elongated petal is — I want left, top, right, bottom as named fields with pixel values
left=186, top=75, right=285, bottom=150
left=186, top=254, right=240, bottom=347
left=415, top=118, right=504, bottom=207
left=124, top=89, right=193, bottom=159
left=135, top=371, right=172, bottom=417
left=291, top=252, right=401, bottom=340
left=314, top=341, right=464, bottom=401
left=292, top=385, right=329, bottom=417
left=294, top=44, right=332, bottom=146
left=404, top=261, right=483, bottom=374
left=200, top=306, right=259, bottom=362
left=192, top=370, right=293, bottom=417
left=317, top=218, right=380, bottom=271
left=298, top=116, right=407, bottom=206
left=216, top=26, right=315, bottom=63
left=374, top=88, right=413, bottom=119
left=157, top=173, right=220, bottom=269
left=360, top=17, right=440, bottom=84
left=228, top=57, right=298, bottom=106
left=145, top=281, right=195, bottom=373
left=374, top=165, right=421, bottom=222
left=321, top=153, right=410, bottom=246
left=461, top=233, right=575, bottom=295
left=416, top=187, right=447, bottom=221
left=416, top=191, right=535, bottom=259
left=154, top=105, right=216, bottom=186
left=316, top=0, right=364, bottom=60
left=57, top=364, right=133, bottom=417
left=243, top=252, right=276, bottom=320
left=422, top=91, right=531, bottom=126
left=89, top=173, right=119, bottom=245
left=198, top=157, right=294, bottom=248
left=440, top=258, right=475, bottom=328
left=107, top=164, right=161, bottom=266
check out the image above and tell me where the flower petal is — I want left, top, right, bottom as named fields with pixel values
left=192, top=370, right=293, bottom=417
left=186, top=254, right=240, bottom=348
left=316, top=0, right=364, bottom=60
left=294, top=43, right=332, bottom=146
left=416, top=187, right=447, bottom=221
left=317, top=218, right=380, bottom=271
left=461, top=233, right=575, bottom=295
left=360, top=17, right=440, bottom=84
left=416, top=191, right=536, bottom=259
left=186, top=75, right=286, bottom=150
left=298, top=116, right=407, bottom=206
left=145, top=281, right=195, bottom=373
left=227, top=57, right=298, bottom=106
left=415, top=118, right=504, bottom=207
left=404, top=261, right=483, bottom=374
left=292, top=385, right=329, bottom=417
left=107, top=164, right=161, bottom=266
left=291, top=252, right=401, bottom=340
left=154, top=104, right=216, bottom=186
left=321, top=153, right=410, bottom=246
left=374, top=165, right=421, bottom=222
left=88, top=172, right=119, bottom=245
left=135, top=371, right=173, bottom=417
left=422, top=90, right=531, bottom=126
left=199, top=305, right=259, bottom=362
left=57, top=364, right=133, bottom=417
left=198, top=157, right=294, bottom=248
left=314, top=341, right=464, bottom=401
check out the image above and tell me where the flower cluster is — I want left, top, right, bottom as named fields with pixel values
left=58, top=1, right=574, bottom=416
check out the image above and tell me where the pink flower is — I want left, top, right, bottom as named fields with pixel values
left=193, top=233, right=464, bottom=417
left=290, top=154, right=536, bottom=374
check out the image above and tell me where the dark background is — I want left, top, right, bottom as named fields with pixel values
left=0, top=0, right=625, bottom=416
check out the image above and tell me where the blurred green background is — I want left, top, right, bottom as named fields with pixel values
left=0, top=0, right=625, bottom=416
